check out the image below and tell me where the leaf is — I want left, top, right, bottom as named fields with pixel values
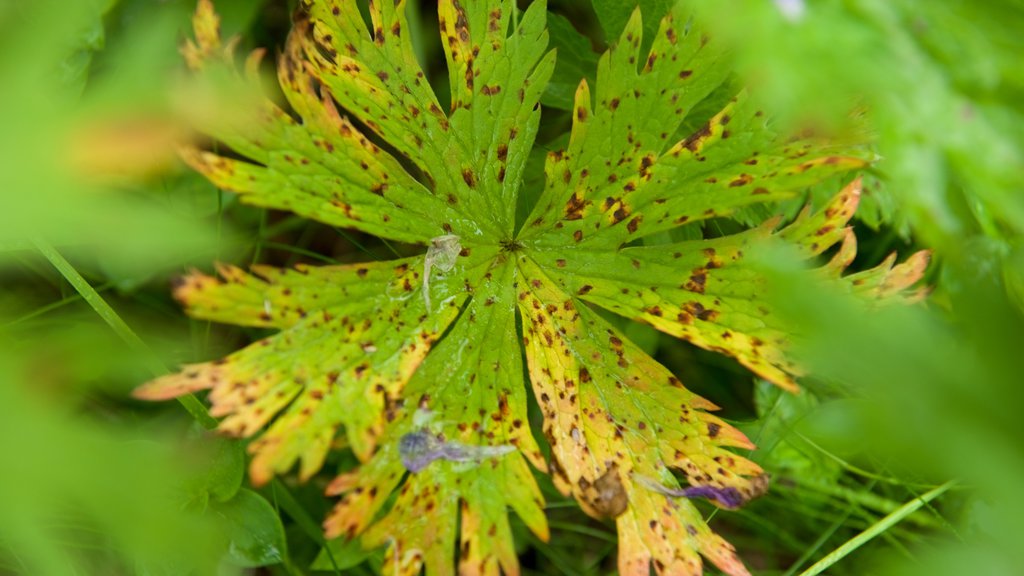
left=182, top=435, right=245, bottom=507
left=322, top=260, right=548, bottom=575
left=592, top=0, right=673, bottom=49
left=134, top=254, right=482, bottom=479
left=137, top=1, right=930, bottom=575
left=542, top=13, right=599, bottom=110
left=750, top=381, right=841, bottom=485
left=214, top=488, right=288, bottom=567
left=59, top=0, right=117, bottom=94
left=516, top=254, right=764, bottom=573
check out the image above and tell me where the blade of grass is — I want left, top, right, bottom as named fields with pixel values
left=547, top=521, right=617, bottom=543
left=263, top=241, right=341, bottom=265
left=0, top=281, right=113, bottom=329
left=261, top=214, right=309, bottom=239
left=796, top=479, right=942, bottom=529
left=582, top=541, right=616, bottom=571
left=269, top=479, right=342, bottom=575
left=795, top=480, right=957, bottom=576
left=32, top=239, right=216, bottom=430
left=378, top=237, right=402, bottom=259
left=870, top=457, right=964, bottom=540
left=731, top=508, right=808, bottom=553
left=523, top=531, right=585, bottom=576
left=251, top=209, right=269, bottom=264
left=34, top=241, right=346, bottom=574
left=794, top=431, right=946, bottom=489
left=782, top=480, right=880, bottom=576
left=334, top=227, right=380, bottom=259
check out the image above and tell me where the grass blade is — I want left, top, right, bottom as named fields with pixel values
left=796, top=480, right=957, bottom=576
left=33, top=239, right=216, bottom=429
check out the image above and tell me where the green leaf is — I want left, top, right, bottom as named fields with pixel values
left=184, top=436, right=245, bottom=506
left=592, top=0, right=673, bottom=49
left=60, top=0, right=117, bottom=94
left=134, top=254, right=481, bottom=476
left=750, top=381, right=841, bottom=485
left=214, top=488, right=288, bottom=567
left=323, top=259, right=548, bottom=575
left=136, top=2, right=930, bottom=574
left=542, top=13, right=599, bottom=110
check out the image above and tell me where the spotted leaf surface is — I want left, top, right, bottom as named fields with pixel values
left=516, top=255, right=766, bottom=575
left=323, top=259, right=547, bottom=575
left=135, top=250, right=491, bottom=479
left=519, top=6, right=868, bottom=250
left=299, top=0, right=555, bottom=238
left=138, top=2, right=928, bottom=575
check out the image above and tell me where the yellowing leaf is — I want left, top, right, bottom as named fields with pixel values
left=137, top=1, right=929, bottom=575
left=517, top=254, right=764, bottom=574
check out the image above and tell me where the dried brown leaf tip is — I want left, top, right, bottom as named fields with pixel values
left=137, top=1, right=928, bottom=575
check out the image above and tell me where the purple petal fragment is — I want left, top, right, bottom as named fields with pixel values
left=634, top=474, right=747, bottom=509
left=398, top=429, right=514, bottom=473
left=399, top=430, right=441, bottom=473
left=679, top=485, right=745, bottom=509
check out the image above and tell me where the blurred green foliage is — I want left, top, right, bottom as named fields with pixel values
left=1, top=0, right=1021, bottom=574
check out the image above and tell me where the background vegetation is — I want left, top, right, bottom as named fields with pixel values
left=1, top=0, right=1022, bottom=574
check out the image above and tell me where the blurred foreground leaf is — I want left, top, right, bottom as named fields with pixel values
left=214, top=488, right=288, bottom=568
left=758, top=246, right=1024, bottom=574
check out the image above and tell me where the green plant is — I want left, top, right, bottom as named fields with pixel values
left=134, top=1, right=927, bottom=574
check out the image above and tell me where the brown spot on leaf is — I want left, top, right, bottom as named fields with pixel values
left=612, top=207, right=628, bottom=224
left=565, top=192, right=588, bottom=220
left=682, top=122, right=712, bottom=151
left=684, top=269, right=707, bottom=293
left=627, top=216, right=642, bottom=233
left=729, top=174, right=753, bottom=187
